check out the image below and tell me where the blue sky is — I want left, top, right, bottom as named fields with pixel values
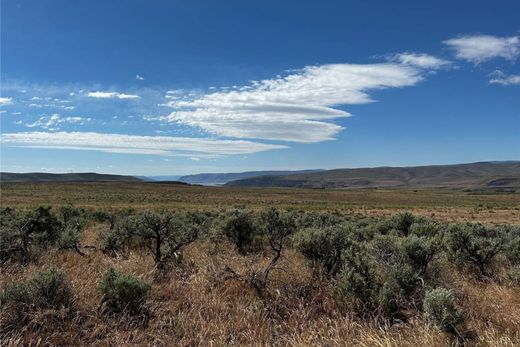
left=1, top=0, right=519, bottom=175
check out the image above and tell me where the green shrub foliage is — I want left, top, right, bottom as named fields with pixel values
left=29, top=268, right=73, bottom=309
left=1, top=268, right=73, bottom=312
left=504, top=237, right=520, bottom=265
left=379, top=212, right=425, bottom=236
left=444, top=223, right=506, bottom=276
left=0, top=282, right=31, bottom=310
left=506, top=265, right=520, bottom=286
left=0, top=207, right=61, bottom=263
left=111, top=211, right=206, bottom=268
left=217, top=209, right=259, bottom=254
left=0, top=206, right=89, bottom=262
left=335, top=217, right=438, bottom=320
left=253, top=208, right=296, bottom=289
left=336, top=243, right=394, bottom=316
left=293, top=224, right=352, bottom=275
left=423, top=287, right=464, bottom=335
left=97, top=268, right=151, bottom=312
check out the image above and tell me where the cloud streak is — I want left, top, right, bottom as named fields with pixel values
left=0, top=131, right=287, bottom=157
left=163, top=63, right=424, bottom=143
left=386, top=53, right=451, bottom=69
left=87, top=91, right=140, bottom=99
left=24, top=115, right=91, bottom=130
left=0, top=97, right=13, bottom=106
left=443, top=35, right=520, bottom=64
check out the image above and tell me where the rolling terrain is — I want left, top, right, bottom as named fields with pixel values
left=0, top=172, right=143, bottom=183
left=177, top=169, right=322, bottom=185
left=226, top=161, right=520, bottom=190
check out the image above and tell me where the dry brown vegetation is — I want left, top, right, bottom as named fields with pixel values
left=1, top=225, right=519, bottom=346
left=1, top=183, right=519, bottom=346
left=1, top=182, right=519, bottom=224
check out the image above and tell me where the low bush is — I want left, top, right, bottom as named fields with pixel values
left=423, top=287, right=464, bottom=336
left=0, top=206, right=86, bottom=262
left=379, top=212, right=424, bottom=236
left=0, top=268, right=73, bottom=315
left=444, top=223, right=506, bottom=277
left=0, top=282, right=31, bottom=310
left=337, top=231, right=437, bottom=320
left=504, top=237, right=520, bottom=265
left=58, top=205, right=85, bottom=224
left=506, top=265, right=520, bottom=286
left=409, top=221, right=441, bottom=238
left=57, top=219, right=86, bottom=255
left=255, top=208, right=296, bottom=289
left=100, top=217, right=132, bottom=254
left=401, top=235, right=436, bottom=277
left=217, top=209, right=260, bottom=254
left=293, top=224, right=352, bottom=275
left=336, top=244, right=383, bottom=314
left=295, top=211, right=345, bottom=229
left=114, top=211, right=206, bottom=269
left=29, top=268, right=73, bottom=309
left=97, top=268, right=151, bottom=313
left=0, top=207, right=62, bottom=263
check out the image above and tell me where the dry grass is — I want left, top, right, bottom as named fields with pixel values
left=1, top=184, right=519, bottom=345
left=1, top=182, right=519, bottom=225
left=2, top=223, right=519, bottom=347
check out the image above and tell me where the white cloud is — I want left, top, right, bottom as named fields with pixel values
left=28, top=102, right=75, bottom=110
left=87, top=91, right=140, bottom=99
left=0, top=131, right=287, bottom=157
left=489, top=70, right=520, bottom=85
left=0, top=97, right=13, bottom=106
left=443, top=35, right=520, bottom=64
left=386, top=53, right=451, bottom=69
left=163, top=63, right=424, bottom=143
left=25, top=114, right=90, bottom=130
left=136, top=74, right=145, bottom=81
left=142, top=114, right=168, bottom=122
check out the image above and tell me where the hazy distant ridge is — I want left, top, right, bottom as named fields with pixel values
left=225, top=162, right=520, bottom=190
left=177, top=170, right=322, bottom=185
left=0, top=172, right=143, bottom=183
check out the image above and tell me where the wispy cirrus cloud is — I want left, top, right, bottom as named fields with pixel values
left=28, top=103, right=75, bottom=110
left=24, top=114, right=92, bottom=130
left=443, top=34, right=520, bottom=64
left=162, top=63, right=425, bottom=143
left=0, top=131, right=287, bottom=157
left=386, top=53, right=452, bottom=70
left=87, top=91, right=140, bottom=99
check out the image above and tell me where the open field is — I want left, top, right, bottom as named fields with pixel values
left=1, top=183, right=520, bottom=346
left=1, top=182, right=519, bottom=224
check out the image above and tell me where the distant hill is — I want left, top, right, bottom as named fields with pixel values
left=0, top=172, right=144, bottom=183
left=177, top=170, right=322, bottom=186
left=145, top=175, right=182, bottom=181
left=225, top=162, right=520, bottom=191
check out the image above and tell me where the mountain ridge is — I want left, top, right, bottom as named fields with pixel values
left=0, top=172, right=144, bottom=183
left=177, top=169, right=323, bottom=185
left=225, top=161, right=520, bottom=190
